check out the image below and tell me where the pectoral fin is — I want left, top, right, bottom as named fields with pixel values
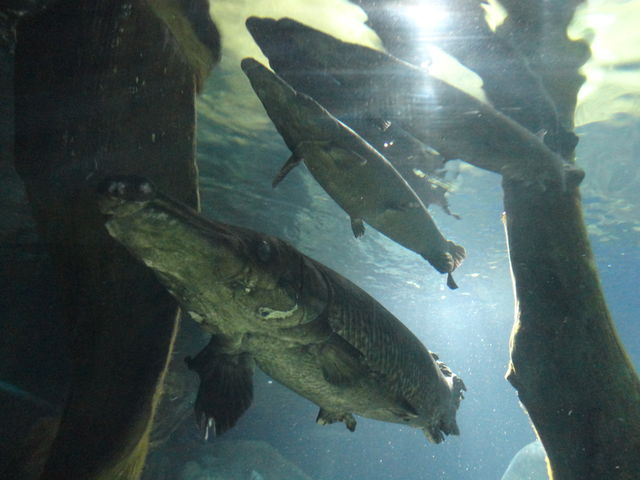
left=325, top=144, right=368, bottom=167
left=350, top=217, right=365, bottom=238
left=316, top=408, right=357, bottom=432
left=318, top=333, right=366, bottom=386
left=272, top=153, right=303, bottom=188
left=185, top=337, right=254, bottom=440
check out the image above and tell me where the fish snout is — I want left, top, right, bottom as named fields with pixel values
left=241, top=57, right=294, bottom=106
left=245, top=16, right=275, bottom=42
left=240, top=57, right=262, bottom=75
left=97, top=175, right=156, bottom=216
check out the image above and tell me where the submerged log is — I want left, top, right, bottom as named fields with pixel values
left=12, top=1, right=219, bottom=479
left=494, top=2, right=640, bottom=478
left=503, top=180, right=640, bottom=479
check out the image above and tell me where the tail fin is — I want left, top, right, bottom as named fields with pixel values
left=447, top=240, right=466, bottom=271
left=445, top=241, right=466, bottom=289
left=422, top=240, right=466, bottom=289
left=433, top=373, right=466, bottom=440
left=440, top=375, right=466, bottom=436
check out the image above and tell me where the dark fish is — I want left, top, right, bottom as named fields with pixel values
left=97, top=175, right=466, bottom=443
left=245, top=16, right=459, bottom=219
left=241, top=58, right=465, bottom=288
left=244, top=17, right=572, bottom=191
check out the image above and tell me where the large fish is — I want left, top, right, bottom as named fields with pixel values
left=241, top=58, right=465, bottom=289
left=245, top=16, right=459, bottom=219
left=244, top=18, right=575, bottom=191
left=97, top=175, right=466, bottom=443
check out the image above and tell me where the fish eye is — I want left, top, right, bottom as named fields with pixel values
left=256, top=239, right=272, bottom=262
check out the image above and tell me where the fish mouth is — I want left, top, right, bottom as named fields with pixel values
left=240, top=57, right=298, bottom=119
left=245, top=17, right=303, bottom=61
left=240, top=57, right=263, bottom=75
left=245, top=16, right=277, bottom=48
left=97, top=175, right=157, bottom=217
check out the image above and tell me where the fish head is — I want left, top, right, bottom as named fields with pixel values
left=96, top=175, right=249, bottom=290
left=97, top=175, right=327, bottom=330
left=245, top=17, right=335, bottom=72
left=245, top=17, right=310, bottom=66
left=241, top=57, right=293, bottom=110
left=245, top=17, right=282, bottom=59
left=97, top=175, right=156, bottom=217
left=241, top=57, right=328, bottom=150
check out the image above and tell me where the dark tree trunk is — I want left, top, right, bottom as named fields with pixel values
left=503, top=180, right=640, bottom=480
left=10, top=1, right=218, bottom=478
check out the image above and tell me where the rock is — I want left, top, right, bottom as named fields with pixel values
left=172, top=440, right=314, bottom=480
left=501, top=440, right=548, bottom=480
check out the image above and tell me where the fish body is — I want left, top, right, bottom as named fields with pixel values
left=245, top=16, right=457, bottom=219
left=241, top=58, right=464, bottom=286
left=244, top=17, right=570, bottom=191
left=97, top=176, right=465, bottom=443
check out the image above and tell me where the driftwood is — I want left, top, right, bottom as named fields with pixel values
left=4, top=1, right=219, bottom=479
left=503, top=176, right=640, bottom=479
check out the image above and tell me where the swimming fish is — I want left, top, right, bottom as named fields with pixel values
left=97, top=175, right=466, bottom=443
left=244, top=17, right=574, bottom=191
left=241, top=58, right=465, bottom=288
left=245, top=16, right=459, bottom=219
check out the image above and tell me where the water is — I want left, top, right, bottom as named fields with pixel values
left=2, top=1, right=639, bottom=479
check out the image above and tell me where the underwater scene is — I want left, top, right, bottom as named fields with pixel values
left=1, top=1, right=639, bottom=480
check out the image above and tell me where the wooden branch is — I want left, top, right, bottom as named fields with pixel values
left=12, top=1, right=219, bottom=478
left=503, top=179, right=640, bottom=479
left=497, top=0, right=590, bottom=137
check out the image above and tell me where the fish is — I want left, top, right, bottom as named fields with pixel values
left=245, top=16, right=459, bottom=219
left=241, top=58, right=465, bottom=288
left=244, top=17, right=574, bottom=191
left=97, top=175, right=466, bottom=444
